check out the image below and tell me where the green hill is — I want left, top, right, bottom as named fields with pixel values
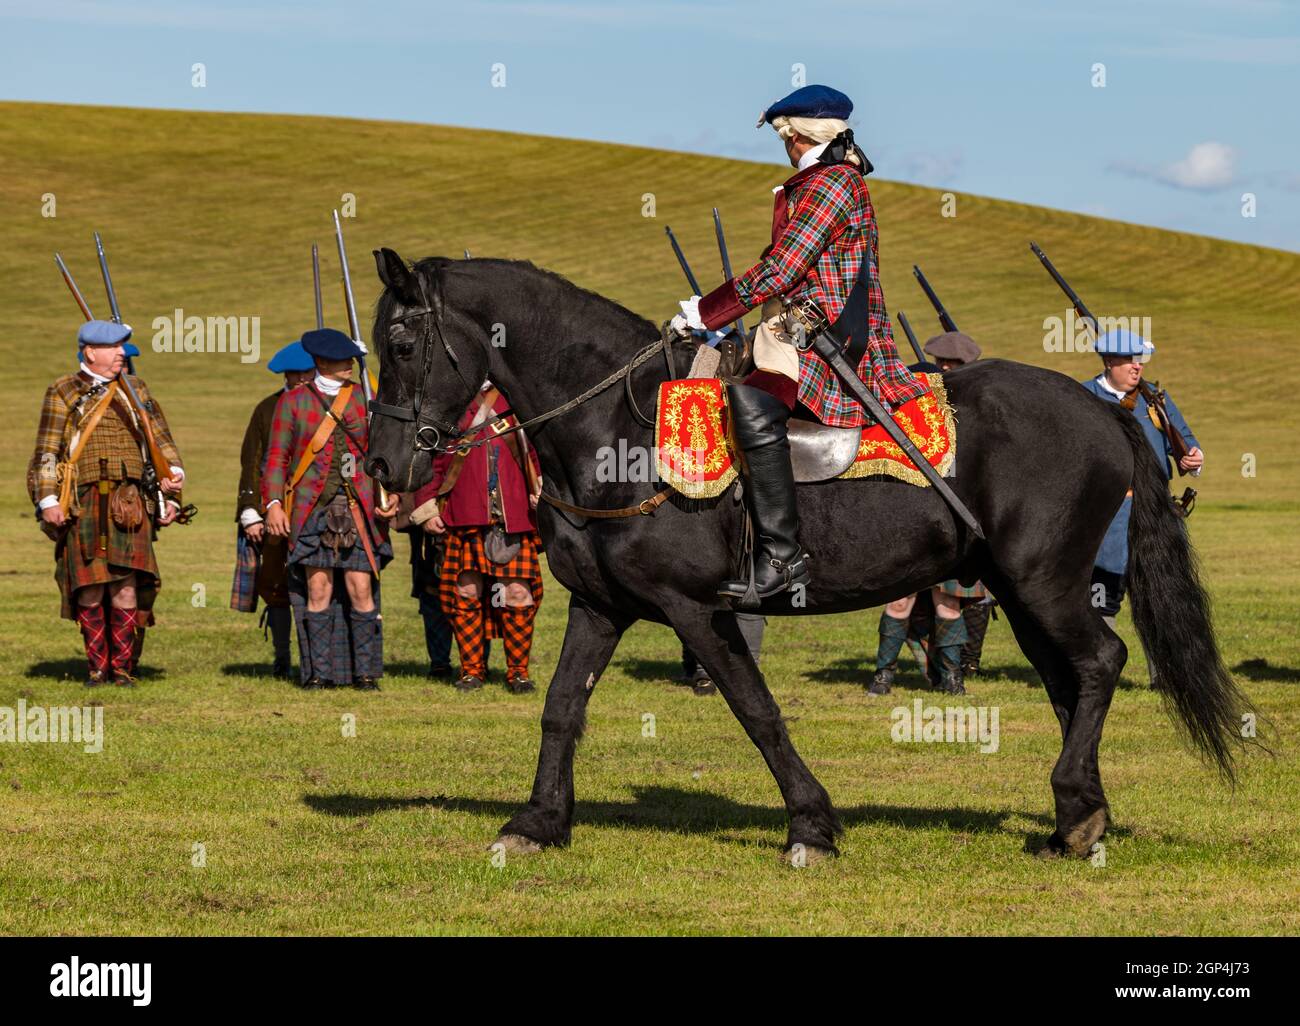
left=0, top=102, right=1296, bottom=935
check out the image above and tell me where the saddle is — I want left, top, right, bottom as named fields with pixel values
left=681, top=336, right=862, bottom=483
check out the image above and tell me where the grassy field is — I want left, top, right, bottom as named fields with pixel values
left=0, top=102, right=1296, bottom=935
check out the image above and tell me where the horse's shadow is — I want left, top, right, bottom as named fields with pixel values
left=303, top=784, right=1131, bottom=853
left=25, top=659, right=162, bottom=682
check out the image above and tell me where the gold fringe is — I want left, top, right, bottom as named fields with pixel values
left=838, top=374, right=957, bottom=488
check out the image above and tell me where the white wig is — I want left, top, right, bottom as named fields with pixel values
left=771, top=115, right=860, bottom=166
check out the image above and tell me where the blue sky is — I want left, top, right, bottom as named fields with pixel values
left=3, top=0, right=1297, bottom=250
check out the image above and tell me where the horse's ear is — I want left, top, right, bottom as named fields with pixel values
left=373, top=247, right=418, bottom=301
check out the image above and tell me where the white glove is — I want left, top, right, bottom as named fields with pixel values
left=669, top=314, right=691, bottom=338
left=678, top=296, right=704, bottom=330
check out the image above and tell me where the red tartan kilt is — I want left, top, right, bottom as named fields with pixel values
left=439, top=527, right=543, bottom=640
left=55, top=483, right=160, bottom=620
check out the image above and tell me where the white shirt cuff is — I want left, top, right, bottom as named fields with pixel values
left=38, top=495, right=59, bottom=511
left=239, top=507, right=263, bottom=527
left=169, top=466, right=184, bottom=482
left=266, top=498, right=282, bottom=508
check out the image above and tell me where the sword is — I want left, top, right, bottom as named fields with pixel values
left=804, top=326, right=985, bottom=540
left=312, top=243, right=324, bottom=330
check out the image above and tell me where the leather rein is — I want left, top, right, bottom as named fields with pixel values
left=366, top=275, right=678, bottom=518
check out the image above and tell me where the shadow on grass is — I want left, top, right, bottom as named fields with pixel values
left=25, top=658, right=162, bottom=682
left=615, top=657, right=686, bottom=684
left=303, top=784, right=1131, bottom=854
left=1232, top=658, right=1300, bottom=684
left=220, top=662, right=292, bottom=679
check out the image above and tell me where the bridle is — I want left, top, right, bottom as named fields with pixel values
left=367, top=275, right=477, bottom=456
left=367, top=269, right=668, bottom=460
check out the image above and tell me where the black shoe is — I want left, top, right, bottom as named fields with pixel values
left=504, top=675, right=536, bottom=694
left=960, top=659, right=981, bottom=677
left=112, top=671, right=137, bottom=688
left=302, top=676, right=326, bottom=691
left=85, top=670, right=108, bottom=688
left=272, top=657, right=293, bottom=680
left=454, top=674, right=484, bottom=691
left=716, top=385, right=811, bottom=607
left=355, top=676, right=381, bottom=691
left=428, top=663, right=454, bottom=681
left=939, top=667, right=966, bottom=696
left=867, top=666, right=894, bottom=696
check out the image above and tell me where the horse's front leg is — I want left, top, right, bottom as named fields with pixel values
left=675, top=606, right=842, bottom=862
left=495, top=595, right=631, bottom=852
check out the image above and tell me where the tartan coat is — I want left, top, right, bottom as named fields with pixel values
left=698, top=161, right=927, bottom=427
left=411, top=393, right=542, bottom=534
left=261, top=381, right=387, bottom=548
left=28, top=371, right=183, bottom=509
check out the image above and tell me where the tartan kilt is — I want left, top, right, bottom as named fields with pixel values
left=55, top=482, right=160, bottom=620
left=937, top=579, right=986, bottom=600
left=439, top=527, right=543, bottom=640
left=230, top=532, right=290, bottom=613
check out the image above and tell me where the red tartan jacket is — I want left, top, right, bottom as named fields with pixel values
left=412, top=393, right=541, bottom=533
left=699, top=161, right=927, bottom=427
left=261, top=381, right=388, bottom=546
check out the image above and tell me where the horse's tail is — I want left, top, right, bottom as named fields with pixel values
left=1110, top=404, right=1249, bottom=780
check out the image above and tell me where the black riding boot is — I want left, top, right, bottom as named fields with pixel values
left=718, top=385, right=810, bottom=606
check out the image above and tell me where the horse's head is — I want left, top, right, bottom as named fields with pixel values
left=365, top=248, right=492, bottom=491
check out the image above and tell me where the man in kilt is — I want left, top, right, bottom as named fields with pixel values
left=868, top=332, right=992, bottom=697
left=409, top=382, right=544, bottom=693
left=28, top=320, right=186, bottom=686
left=230, top=339, right=315, bottom=678
left=262, top=328, right=396, bottom=690
left=679, top=84, right=929, bottom=603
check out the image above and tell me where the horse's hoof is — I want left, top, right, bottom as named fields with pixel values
left=1037, top=808, right=1108, bottom=859
left=491, top=833, right=543, bottom=855
left=785, top=843, right=836, bottom=868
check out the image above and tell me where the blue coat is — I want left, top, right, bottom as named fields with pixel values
left=1080, top=376, right=1199, bottom=574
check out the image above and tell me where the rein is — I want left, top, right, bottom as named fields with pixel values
left=370, top=272, right=678, bottom=515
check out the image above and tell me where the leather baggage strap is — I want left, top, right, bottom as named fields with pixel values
left=284, top=385, right=352, bottom=521
left=58, top=381, right=120, bottom=517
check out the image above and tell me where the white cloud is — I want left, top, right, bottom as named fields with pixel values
left=1157, top=142, right=1237, bottom=189
left=1109, top=141, right=1238, bottom=192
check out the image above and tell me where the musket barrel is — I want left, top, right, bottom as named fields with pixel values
left=55, top=254, right=95, bottom=321
left=1028, top=241, right=1097, bottom=334
left=912, top=264, right=959, bottom=333
left=665, top=226, right=703, bottom=296
left=93, top=232, right=124, bottom=324
left=312, top=243, right=323, bottom=330
left=896, top=310, right=926, bottom=364
left=711, top=208, right=746, bottom=339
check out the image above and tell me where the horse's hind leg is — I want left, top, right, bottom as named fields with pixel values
left=673, top=606, right=841, bottom=861
left=496, top=595, right=632, bottom=851
left=997, top=589, right=1126, bottom=857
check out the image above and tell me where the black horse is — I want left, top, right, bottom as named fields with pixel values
left=364, top=252, right=1247, bottom=861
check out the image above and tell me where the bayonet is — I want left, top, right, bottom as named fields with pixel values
left=312, top=243, right=324, bottom=330
left=711, top=207, right=746, bottom=339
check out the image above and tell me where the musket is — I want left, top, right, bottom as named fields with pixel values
left=912, top=264, right=959, bottom=333
left=895, top=310, right=926, bottom=364
left=333, top=209, right=392, bottom=508
left=81, top=240, right=194, bottom=522
left=664, top=226, right=703, bottom=295
left=711, top=208, right=746, bottom=339
left=312, top=243, right=324, bottom=330
left=1029, top=241, right=1098, bottom=337
left=55, top=253, right=94, bottom=320
left=1028, top=241, right=1192, bottom=476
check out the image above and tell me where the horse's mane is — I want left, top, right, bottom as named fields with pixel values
left=374, top=256, right=658, bottom=340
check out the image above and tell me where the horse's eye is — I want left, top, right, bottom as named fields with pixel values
left=391, top=340, right=416, bottom=360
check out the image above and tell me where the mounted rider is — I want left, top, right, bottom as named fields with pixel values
left=677, top=84, right=928, bottom=603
